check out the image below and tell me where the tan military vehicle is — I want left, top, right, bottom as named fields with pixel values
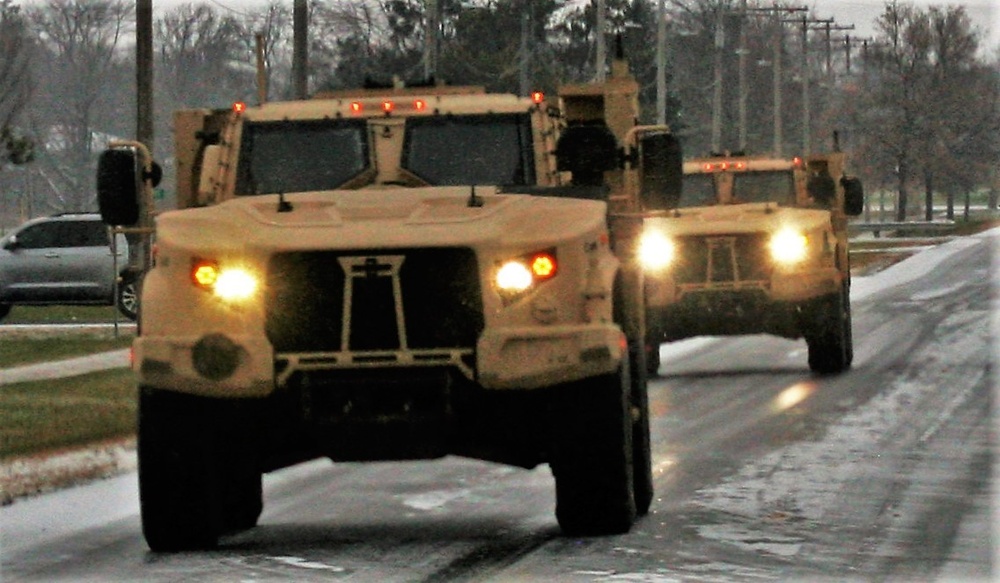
left=96, top=56, right=683, bottom=550
left=641, top=150, right=864, bottom=375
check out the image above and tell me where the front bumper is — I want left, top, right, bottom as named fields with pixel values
left=646, top=267, right=843, bottom=341
left=133, top=321, right=625, bottom=398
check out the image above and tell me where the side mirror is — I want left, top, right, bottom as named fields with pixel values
left=637, top=131, right=683, bottom=211
left=842, top=176, right=864, bottom=216
left=97, top=147, right=142, bottom=226
left=2, top=236, right=19, bottom=251
left=556, top=122, right=620, bottom=186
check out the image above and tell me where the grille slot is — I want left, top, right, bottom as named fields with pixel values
left=265, top=248, right=483, bottom=354
left=673, top=235, right=770, bottom=285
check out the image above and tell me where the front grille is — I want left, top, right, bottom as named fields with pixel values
left=265, top=248, right=483, bottom=353
left=672, top=234, right=770, bottom=285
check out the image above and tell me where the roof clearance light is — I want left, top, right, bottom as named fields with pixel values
left=735, top=161, right=746, bottom=170
left=350, top=101, right=363, bottom=114
left=531, top=91, right=545, bottom=104
left=232, top=101, right=247, bottom=114
left=792, top=156, right=803, bottom=167
left=413, top=99, right=427, bottom=111
left=382, top=100, right=394, bottom=113
left=703, top=163, right=714, bottom=172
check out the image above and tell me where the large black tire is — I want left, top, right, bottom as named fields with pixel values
left=645, top=340, right=661, bottom=377
left=805, top=283, right=853, bottom=374
left=552, top=367, right=636, bottom=536
left=116, top=274, right=139, bottom=321
left=630, top=355, right=654, bottom=516
left=138, top=387, right=262, bottom=551
left=0, top=303, right=10, bottom=322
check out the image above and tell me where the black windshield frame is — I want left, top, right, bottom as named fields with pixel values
left=235, top=118, right=369, bottom=196
left=401, top=113, right=535, bottom=186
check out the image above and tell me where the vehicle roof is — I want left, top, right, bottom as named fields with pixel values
left=242, top=91, right=538, bottom=123
left=683, top=156, right=802, bottom=174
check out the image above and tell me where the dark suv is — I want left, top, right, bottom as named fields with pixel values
left=0, top=213, right=139, bottom=321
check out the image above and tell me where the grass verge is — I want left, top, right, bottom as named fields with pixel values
left=0, top=369, right=136, bottom=460
left=2, top=305, right=128, bottom=324
left=0, top=336, right=133, bottom=368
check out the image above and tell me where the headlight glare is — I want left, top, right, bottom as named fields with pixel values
left=639, top=230, right=675, bottom=270
left=191, top=258, right=259, bottom=302
left=214, top=268, right=258, bottom=301
left=496, top=261, right=533, bottom=292
left=769, top=228, right=808, bottom=264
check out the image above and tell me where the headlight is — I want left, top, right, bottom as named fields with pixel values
left=638, top=230, right=675, bottom=271
left=191, top=258, right=259, bottom=302
left=769, top=228, right=808, bottom=265
left=494, top=249, right=557, bottom=301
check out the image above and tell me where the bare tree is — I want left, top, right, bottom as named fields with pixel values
left=27, top=0, right=133, bottom=213
left=0, top=0, right=34, bottom=167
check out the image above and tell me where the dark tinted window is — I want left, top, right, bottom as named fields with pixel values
left=680, top=174, right=719, bottom=207
left=15, top=222, right=61, bottom=249
left=402, top=114, right=534, bottom=186
left=236, top=119, right=368, bottom=195
left=14, top=220, right=107, bottom=249
left=733, top=171, right=795, bottom=204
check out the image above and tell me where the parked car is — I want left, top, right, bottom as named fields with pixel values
left=0, top=212, right=138, bottom=321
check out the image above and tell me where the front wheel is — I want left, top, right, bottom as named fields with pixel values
left=551, top=367, right=636, bottom=536
left=0, top=303, right=10, bottom=322
left=805, top=284, right=853, bottom=374
left=138, top=388, right=223, bottom=551
left=138, top=388, right=262, bottom=551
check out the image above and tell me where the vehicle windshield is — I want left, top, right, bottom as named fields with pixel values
left=732, top=171, right=795, bottom=205
left=402, top=114, right=534, bottom=186
left=235, top=119, right=368, bottom=195
left=679, top=174, right=719, bottom=207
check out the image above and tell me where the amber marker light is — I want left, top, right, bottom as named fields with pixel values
left=530, top=252, right=557, bottom=279
left=232, top=101, right=247, bottom=114
left=349, top=101, right=363, bottom=114
left=413, top=99, right=427, bottom=111
left=382, top=100, right=394, bottom=113
left=531, top=91, right=545, bottom=104
left=192, top=259, right=220, bottom=288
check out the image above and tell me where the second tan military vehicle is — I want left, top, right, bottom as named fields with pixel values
left=641, top=150, right=864, bottom=375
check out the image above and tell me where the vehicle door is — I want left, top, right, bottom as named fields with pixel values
left=0, top=220, right=68, bottom=301
left=57, top=220, right=120, bottom=301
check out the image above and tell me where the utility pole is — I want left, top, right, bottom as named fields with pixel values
left=745, top=4, right=807, bottom=156
left=135, top=0, right=154, bottom=275
left=292, top=0, right=307, bottom=99
left=656, top=0, right=666, bottom=125
left=595, top=0, right=606, bottom=81
left=737, top=0, right=748, bottom=151
left=711, top=9, right=724, bottom=152
left=821, top=21, right=854, bottom=77
left=519, top=11, right=531, bottom=97
left=794, top=16, right=832, bottom=155
left=424, top=0, right=440, bottom=80
left=136, top=0, right=152, bottom=151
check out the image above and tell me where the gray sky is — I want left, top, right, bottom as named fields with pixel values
left=809, top=0, right=998, bottom=49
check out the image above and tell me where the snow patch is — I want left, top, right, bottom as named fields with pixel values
left=400, top=488, right=471, bottom=511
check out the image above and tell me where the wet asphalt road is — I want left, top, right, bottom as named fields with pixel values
left=0, top=232, right=995, bottom=582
